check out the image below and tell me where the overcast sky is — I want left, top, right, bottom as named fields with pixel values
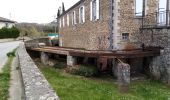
left=0, top=0, right=79, bottom=23
left=0, top=0, right=166, bottom=24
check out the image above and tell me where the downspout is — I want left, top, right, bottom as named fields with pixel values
left=166, top=0, right=169, bottom=26
left=108, top=0, right=114, bottom=50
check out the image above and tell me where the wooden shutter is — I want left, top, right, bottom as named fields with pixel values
left=96, top=0, right=100, bottom=20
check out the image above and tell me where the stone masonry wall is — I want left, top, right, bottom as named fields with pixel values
left=18, top=43, right=59, bottom=100
left=25, top=38, right=51, bottom=48
left=114, top=0, right=158, bottom=50
left=141, top=29, right=170, bottom=83
left=59, top=0, right=110, bottom=50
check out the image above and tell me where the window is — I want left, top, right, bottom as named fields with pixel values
left=59, top=19, right=62, bottom=28
left=135, top=0, right=145, bottom=16
left=72, top=11, right=77, bottom=25
left=158, top=0, right=167, bottom=25
left=90, top=0, right=100, bottom=21
left=67, top=14, right=69, bottom=26
left=122, top=33, right=129, bottom=41
left=63, top=17, right=65, bottom=27
left=79, top=6, right=85, bottom=23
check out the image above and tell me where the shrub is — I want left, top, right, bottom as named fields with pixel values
left=69, top=65, right=98, bottom=77
left=7, top=50, right=16, bottom=57
left=0, top=27, right=20, bottom=39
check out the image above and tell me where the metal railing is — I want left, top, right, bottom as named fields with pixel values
left=142, top=10, right=170, bottom=28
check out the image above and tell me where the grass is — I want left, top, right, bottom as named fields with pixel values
left=37, top=62, right=170, bottom=100
left=0, top=49, right=16, bottom=100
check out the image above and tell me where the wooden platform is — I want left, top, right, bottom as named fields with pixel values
left=27, top=46, right=160, bottom=58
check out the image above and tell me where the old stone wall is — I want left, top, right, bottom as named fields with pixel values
left=114, top=0, right=158, bottom=50
left=59, top=0, right=110, bottom=50
left=141, top=29, right=170, bottom=83
left=25, top=38, right=51, bottom=48
left=18, top=43, right=59, bottom=100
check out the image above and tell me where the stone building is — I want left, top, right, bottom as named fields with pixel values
left=57, top=0, right=170, bottom=83
left=58, top=0, right=159, bottom=50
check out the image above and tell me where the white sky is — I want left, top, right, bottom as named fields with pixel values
left=0, top=0, right=166, bottom=23
left=0, top=0, right=79, bottom=23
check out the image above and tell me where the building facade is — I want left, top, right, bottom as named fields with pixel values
left=0, top=17, right=16, bottom=29
left=58, top=0, right=159, bottom=51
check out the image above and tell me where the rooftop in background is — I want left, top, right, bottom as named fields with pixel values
left=0, top=17, right=16, bottom=23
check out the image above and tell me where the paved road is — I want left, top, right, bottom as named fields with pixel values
left=0, top=41, right=20, bottom=71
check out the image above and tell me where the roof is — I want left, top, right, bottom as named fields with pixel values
left=0, top=17, right=15, bottom=23
left=58, top=0, right=85, bottom=18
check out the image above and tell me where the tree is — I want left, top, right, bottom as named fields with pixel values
left=57, top=8, right=60, bottom=17
left=62, top=2, right=65, bottom=13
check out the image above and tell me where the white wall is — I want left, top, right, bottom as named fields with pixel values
left=0, top=22, right=15, bottom=29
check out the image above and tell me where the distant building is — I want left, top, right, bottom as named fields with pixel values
left=0, top=17, right=16, bottom=29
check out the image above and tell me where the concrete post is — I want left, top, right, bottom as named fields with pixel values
left=40, top=52, right=49, bottom=65
left=117, top=63, right=130, bottom=93
left=67, top=55, right=77, bottom=67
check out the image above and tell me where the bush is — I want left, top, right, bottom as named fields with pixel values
left=69, top=65, right=98, bottom=77
left=7, top=50, right=16, bottom=57
left=0, top=27, right=20, bottom=39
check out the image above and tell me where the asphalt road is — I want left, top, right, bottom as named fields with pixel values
left=0, top=41, right=20, bottom=71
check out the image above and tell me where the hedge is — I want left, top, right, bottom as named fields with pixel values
left=0, top=27, right=20, bottom=39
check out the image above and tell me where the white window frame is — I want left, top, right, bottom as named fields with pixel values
left=79, top=6, right=85, bottom=24
left=67, top=14, right=69, bottom=26
left=63, top=17, right=65, bottom=27
left=135, top=0, right=146, bottom=17
left=72, top=11, right=77, bottom=25
left=90, top=0, right=100, bottom=21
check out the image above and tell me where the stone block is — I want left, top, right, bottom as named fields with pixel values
left=67, top=55, right=77, bottom=67
left=117, top=63, right=130, bottom=93
left=40, top=52, right=49, bottom=65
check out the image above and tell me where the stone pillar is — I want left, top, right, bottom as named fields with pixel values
left=97, top=57, right=108, bottom=71
left=149, top=56, right=161, bottom=80
left=40, top=52, right=49, bottom=65
left=117, top=63, right=130, bottom=93
left=67, top=55, right=77, bottom=67
left=162, top=48, right=170, bottom=84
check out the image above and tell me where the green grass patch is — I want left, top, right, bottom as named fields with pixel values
left=37, top=62, right=170, bottom=100
left=0, top=49, right=16, bottom=100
